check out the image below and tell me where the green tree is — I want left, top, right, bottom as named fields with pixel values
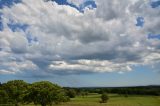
left=24, top=81, right=67, bottom=106
left=66, top=89, right=76, bottom=98
left=3, top=80, right=28, bottom=106
left=100, top=93, right=109, bottom=103
left=0, top=89, right=9, bottom=104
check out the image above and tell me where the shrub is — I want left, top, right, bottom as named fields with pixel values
left=100, top=93, right=109, bottom=103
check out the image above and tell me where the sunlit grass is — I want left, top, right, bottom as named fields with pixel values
left=23, top=93, right=160, bottom=106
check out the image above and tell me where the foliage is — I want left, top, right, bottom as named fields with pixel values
left=2, top=80, right=28, bottom=106
left=66, top=89, right=76, bottom=98
left=23, top=81, right=68, bottom=106
left=0, top=90, right=9, bottom=104
left=100, top=93, right=109, bottom=103
left=72, top=86, right=160, bottom=96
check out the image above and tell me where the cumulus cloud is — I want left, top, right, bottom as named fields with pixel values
left=48, top=59, right=132, bottom=74
left=0, top=0, right=160, bottom=76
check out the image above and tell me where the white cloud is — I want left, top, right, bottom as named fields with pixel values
left=0, top=0, right=160, bottom=76
left=48, top=60, right=132, bottom=74
left=0, top=69, right=16, bottom=74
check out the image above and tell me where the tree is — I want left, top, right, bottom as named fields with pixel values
left=124, top=90, right=128, bottom=97
left=3, top=80, right=28, bottom=106
left=24, top=81, right=68, bottom=106
left=66, top=89, right=76, bottom=98
left=0, top=89, right=9, bottom=104
left=100, top=93, right=109, bottom=103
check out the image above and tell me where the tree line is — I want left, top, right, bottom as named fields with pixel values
left=72, top=86, right=160, bottom=96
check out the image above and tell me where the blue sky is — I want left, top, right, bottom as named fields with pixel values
left=0, top=0, right=160, bottom=87
left=1, top=66, right=160, bottom=87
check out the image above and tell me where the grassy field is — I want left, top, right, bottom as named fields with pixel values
left=22, top=93, right=160, bottom=106
left=2, top=93, right=159, bottom=106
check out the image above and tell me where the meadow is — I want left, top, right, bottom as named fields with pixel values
left=23, top=93, right=160, bottom=106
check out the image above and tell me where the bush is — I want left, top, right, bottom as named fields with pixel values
left=66, top=89, right=76, bottom=98
left=100, top=93, right=109, bottom=103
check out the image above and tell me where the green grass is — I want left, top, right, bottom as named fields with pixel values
left=23, top=93, right=160, bottom=106
left=58, top=94, right=160, bottom=106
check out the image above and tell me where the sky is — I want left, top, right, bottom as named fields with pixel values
left=0, top=0, right=160, bottom=87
